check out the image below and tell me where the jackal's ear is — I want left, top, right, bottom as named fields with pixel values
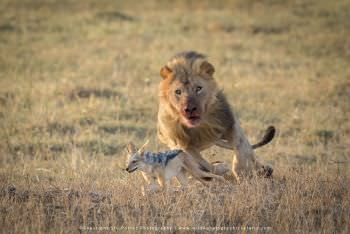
left=200, top=61, right=215, bottom=77
left=160, top=66, right=172, bottom=79
left=126, top=142, right=137, bottom=154
left=138, top=140, right=149, bottom=155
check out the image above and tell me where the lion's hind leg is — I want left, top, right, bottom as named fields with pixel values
left=181, top=155, right=225, bottom=185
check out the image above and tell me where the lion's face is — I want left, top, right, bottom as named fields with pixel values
left=160, top=60, right=218, bottom=128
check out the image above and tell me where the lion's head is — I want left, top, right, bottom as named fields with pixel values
left=159, top=51, right=218, bottom=128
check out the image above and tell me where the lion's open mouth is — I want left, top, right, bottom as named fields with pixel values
left=183, top=115, right=201, bottom=127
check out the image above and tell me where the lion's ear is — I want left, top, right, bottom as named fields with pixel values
left=160, top=66, right=172, bottom=79
left=200, top=61, right=215, bottom=77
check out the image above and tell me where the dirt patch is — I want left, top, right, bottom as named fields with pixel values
left=10, top=141, right=122, bottom=157
left=98, top=125, right=146, bottom=134
left=10, top=143, right=67, bottom=158
left=0, top=23, right=17, bottom=32
left=96, top=11, right=135, bottom=22
left=251, top=25, right=289, bottom=35
left=76, top=140, right=123, bottom=156
left=31, top=122, right=76, bottom=136
left=206, top=22, right=236, bottom=33
left=329, top=82, right=350, bottom=112
left=79, top=117, right=96, bottom=126
left=0, top=92, right=15, bottom=106
left=69, top=87, right=121, bottom=100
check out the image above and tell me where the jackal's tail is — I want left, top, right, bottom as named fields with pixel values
left=252, top=126, right=276, bottom=149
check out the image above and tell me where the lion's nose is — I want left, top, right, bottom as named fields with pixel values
left=184, top=106, right=197, bottom=114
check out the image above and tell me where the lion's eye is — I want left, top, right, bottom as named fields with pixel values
left=175, top=89, right=181, bottom=95
left=196, top=86, right=202, bottom=93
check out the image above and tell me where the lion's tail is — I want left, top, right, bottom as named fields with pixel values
left=252, top=126, right=276, bottom=149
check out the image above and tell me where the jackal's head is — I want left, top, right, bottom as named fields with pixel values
left=159, top=51, right=218, bottom=128
left=125, top=141, right=148, bottom=173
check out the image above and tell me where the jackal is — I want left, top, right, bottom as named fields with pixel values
left=125, top=142, right=225, bottom=192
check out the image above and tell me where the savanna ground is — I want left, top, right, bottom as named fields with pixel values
left=0, top=0, right=349, bottom=233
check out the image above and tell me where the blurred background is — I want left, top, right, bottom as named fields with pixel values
left=1, top=0, right=348, bottom=168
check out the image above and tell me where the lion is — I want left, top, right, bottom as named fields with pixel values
left=157, top=51, right=275, bottom=182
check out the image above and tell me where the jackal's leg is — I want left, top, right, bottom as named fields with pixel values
left=176, top=170, right=188, bottom=188
left=141, top=172, right=150, bottom=184
left=157, top=175, right=165, bottom=187
left=158, top=175, right=170, bottom=191
left=143, top=173, right=160, bottom=192
left=141, top=172, right=156, bottom=190
left=158, top=176, right=174, bottom=192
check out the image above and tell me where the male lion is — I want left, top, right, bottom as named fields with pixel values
left=157, top=51, right=275, bottom=182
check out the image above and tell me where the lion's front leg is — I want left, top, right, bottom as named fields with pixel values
left=231, top=121, right=265, bottom=180
left=216, top=123, right=274, bottom=181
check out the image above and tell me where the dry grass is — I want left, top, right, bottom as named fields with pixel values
left=0, top=0, right=349, bottom=233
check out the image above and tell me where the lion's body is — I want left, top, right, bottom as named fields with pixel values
left=158, top=91, right=234, bottom=150
left=157, top=51, right=274, bottom=181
